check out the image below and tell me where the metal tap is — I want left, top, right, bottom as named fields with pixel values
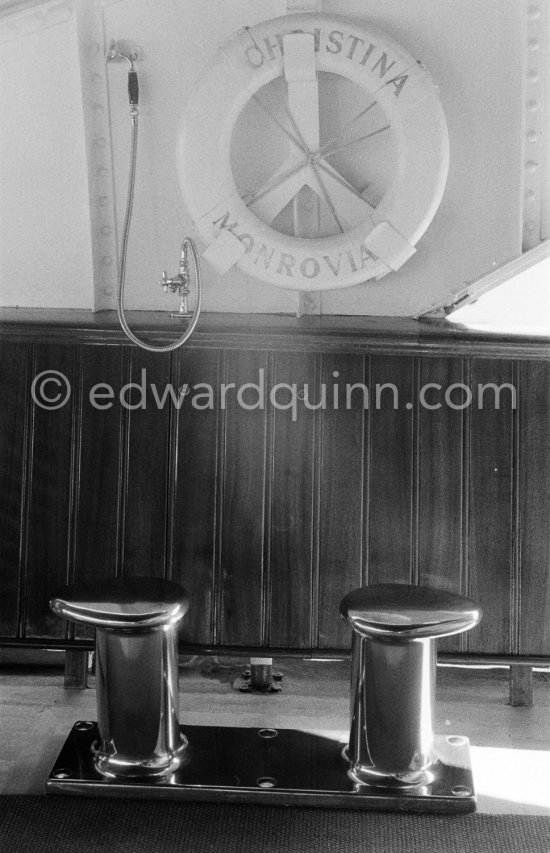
left=159, top=240, right=192, bottom=318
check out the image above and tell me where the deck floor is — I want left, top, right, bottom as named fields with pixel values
left=0, top=657, right=549, bottom=814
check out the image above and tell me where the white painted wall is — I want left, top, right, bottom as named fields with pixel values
left=0, top=1, right=94, bottom=309
left=0, top=0, right=526, bottom=315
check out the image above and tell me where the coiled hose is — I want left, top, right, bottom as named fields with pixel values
left=116, top=95, right=201, bottom=352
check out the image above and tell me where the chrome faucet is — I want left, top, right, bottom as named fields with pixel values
left=159, top=240, right=193, bottom=318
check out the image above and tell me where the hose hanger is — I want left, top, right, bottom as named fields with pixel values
left=106, top=40, right=202, bottom=352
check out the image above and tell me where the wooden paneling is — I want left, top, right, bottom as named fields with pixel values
left=1, top=309, right=549, bottom=360
left=468, top=360, right=516, bottom=654
left=0, top=332, right=549, bottom=659
left=74, top=346, right=126, bottom=579
left=268, top=352, right=317, bottom=648
left=417, top=357, right=466, bottom=653
left=368, top=356, right=415, bottom=584
left=122, top=350, right=172, bottom=577
left=72, top=346, right=127, bottom=639
left=25, top=345, right=76, bottom=638
left=171, top=348, right=220, bottom=645
left=218, top=350, right=268, bottom=646
left=317, top=354, right=365, bottom=648
left=0, top=343, right=29, bottom=636
left=518, top=361, right=550, bottom=654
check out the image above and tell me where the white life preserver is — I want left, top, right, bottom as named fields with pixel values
left=177, top=12, right=449, bottom=291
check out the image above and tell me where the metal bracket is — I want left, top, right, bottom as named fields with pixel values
left=232, top=659, right=283, bottom=693
left=232, top=667, right=283, bottom=693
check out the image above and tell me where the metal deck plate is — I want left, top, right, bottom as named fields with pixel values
left=46, top=723, right=476, bottom=813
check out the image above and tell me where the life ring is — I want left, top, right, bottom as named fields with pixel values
left=177, top=12, right=449, bottom=291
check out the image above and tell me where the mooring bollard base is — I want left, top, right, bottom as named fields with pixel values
left=49, top=577, right=189, bottom=780
left=47, top=722, right=476, bottom=813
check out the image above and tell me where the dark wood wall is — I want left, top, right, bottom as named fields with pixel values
left=1, top=315, right=549, bottom=659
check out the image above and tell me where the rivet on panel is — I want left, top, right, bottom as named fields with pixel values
left=101, top=226, right=112, bottom=236
left=528, top=38, right=540, bottom=51
left=102, top=256, right=113, bottom=266
left=528, top=5, right=541, bottom=19
left=527, top=100, right=539, bottom=112
left=527, top=70, right=539, bottom=83
left=102, top=286, right=114, bottom=296
left=527, top=130, right=538, bottom=143
left=526, top=221, right=538, bottom=232
left=525, top=160, right=538, bottom=173
left=98, top=195, right=109, bottom=207
left=96, top=166, right=109, bottom=177
left=95, top=137, right=107, bottom=148
left=525, top=189, right=536, bottom=203
left=93, top=102, right=104, bottom=113
left=92, top=73, right=104, bottom=84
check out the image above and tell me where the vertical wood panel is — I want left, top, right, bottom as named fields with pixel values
left=269, top=351, right=316, bottom=648
left=468, top=359, right=515, bottom=653
left=123, top=350, right=172, bottom=577
left=219, top=350, right=268, bottom=646
left=0, top=334, right=548, bottom=659
left=0, top=343, right=29, bottom=637
left=518, top=361, right=550, bottom=654
left=417, top=357, right=466, bottom=653
left=317, top=353, right=365, bottom=649
left=368, top=356, right=415, bottom=584
left=25, top=344, right=76, bottom=638
left=171, top=348, right=220, bottom=645
left=73, top=345, right=126, bottom=639
left=74, top=346, right=125, bottom=581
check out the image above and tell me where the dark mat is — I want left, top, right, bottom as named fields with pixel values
left=1, top=796, right=549, bottom=853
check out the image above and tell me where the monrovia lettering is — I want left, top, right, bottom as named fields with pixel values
left=212, top=211, right=378, bottom=277
left=244, top=26, right=408, bottom=97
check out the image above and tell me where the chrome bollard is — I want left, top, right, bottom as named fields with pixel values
left=340, top=584, right=481, bottom=787
left=50, top=577, right=189, bottom=779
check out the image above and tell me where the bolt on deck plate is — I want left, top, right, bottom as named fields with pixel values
left=46, top=722, right=476, bottom=813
